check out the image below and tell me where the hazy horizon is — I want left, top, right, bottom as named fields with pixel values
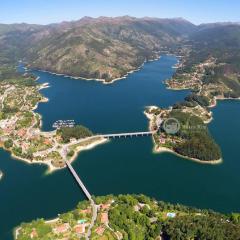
left=1, top=0, right=239, bottom=25
left=1, top=15, right=240, bottom=26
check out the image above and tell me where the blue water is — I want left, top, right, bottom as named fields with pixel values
left=0, top=55, right=240, bottom=240
left=34, top=56, right=189, bottom=133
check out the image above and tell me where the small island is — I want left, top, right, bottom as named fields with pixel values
left=145, top=106, right=222, bottom=163
left=0, top=66, right=107, bottom=172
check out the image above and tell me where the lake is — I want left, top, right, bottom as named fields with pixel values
left=0, top=55, right=240, bottom=239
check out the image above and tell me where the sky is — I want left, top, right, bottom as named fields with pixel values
left=0, top=0, right=240, bottom=25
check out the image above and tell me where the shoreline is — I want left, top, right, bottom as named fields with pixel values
left=144, top=102, right=224, bottom=165
left=2, top=54, right=162, bottom=173
left=38, top=65, right=143, bottom=85
left=15, top=217, right=60, bottom=239
left=208, top=96, right=240, bottom=108
left=32, top=55, right=161, bottom=85
left=0, top=77, right=109, bottom=173
left=6, top=136, right=108, bottom=174
left=67, top=137, right=108, bottom=166
left=161, top=67, right=240, bottom=163
left=145, top=109, right=222, bottom=165
left=154, top=146, right=222, bottom=165
left=144, top=105, right=160, bottom=131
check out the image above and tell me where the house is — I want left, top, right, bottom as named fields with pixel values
left=21, top=142, right=29, bottom=151
left=17, top=129, right=27, bottom=138
left=74, top=224, right=86, bottom=234
left=30, top=228, right=38, bottom=239
left=95, top=226, right=105, bottom=236
left=43, top=138, right=52, bottom=145
left=53, top=223, right=70, bottom=234
left=100, top=212, right=109, bottom=224
left=80, top=208, right=91, bottom=214
left=159, top=137, right=166, bottom=144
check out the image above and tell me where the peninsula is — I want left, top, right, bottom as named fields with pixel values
left=15, top=194, right=240, bottom=240
left=0, top=66, right=107, bottom=172
left=145, top=24, right=240, bottom=163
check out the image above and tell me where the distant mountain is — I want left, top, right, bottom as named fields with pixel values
left=1, top=17, right=240, bottom=82
left=198, top=22, right=240, bottom=31
left=191, top=24, right=240, bottom=46
left=0, top=16, right=196, bottom=81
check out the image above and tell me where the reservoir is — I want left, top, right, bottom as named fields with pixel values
left=0, top=55, right=240, bottom=239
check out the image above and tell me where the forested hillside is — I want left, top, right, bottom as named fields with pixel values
left=0, top=17, right=195, bottom=81
left=17, top=194, right=240, bottom=240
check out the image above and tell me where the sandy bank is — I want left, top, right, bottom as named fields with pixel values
left=154, top=146, right=222, bottom=165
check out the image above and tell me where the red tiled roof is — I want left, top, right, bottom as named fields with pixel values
left=74, top=224, right=85, bottom=234
left=53, top=223, right=70, bottom=234
left=100, top=212, right=109, bottom=224
left=95, top=226, right=105, bottom=235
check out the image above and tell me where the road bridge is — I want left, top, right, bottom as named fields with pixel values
left=101, top=131, right=155, bottom=139
left=65, top=160, right=97, bottom=240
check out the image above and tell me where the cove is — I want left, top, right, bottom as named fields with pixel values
left=0, top=56, right=240, bottom=240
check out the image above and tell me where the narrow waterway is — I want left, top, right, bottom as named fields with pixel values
left=0, top=56, right=240, bottom=239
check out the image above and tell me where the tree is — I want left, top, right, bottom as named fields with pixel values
left=4, top=139, right=13, bottom=149
left=57, top=125, right=93, bottom=143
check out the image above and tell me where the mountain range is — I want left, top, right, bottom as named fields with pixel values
left=0, top=16, right=240, bottom=82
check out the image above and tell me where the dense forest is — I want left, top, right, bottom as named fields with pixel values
left=57, top=125, right=93, bottom=143
left=108, top=195, right=240, bottom=240
left=168, top=110, right=222, bottom=161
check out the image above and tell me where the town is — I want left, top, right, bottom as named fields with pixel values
left=0, top=69, right=106, bottom=171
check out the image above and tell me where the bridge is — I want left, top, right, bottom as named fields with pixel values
left=101, top=131, right=155, bottom=139
left=64, top=129, right=157, bottom=238
left=65, top=160, right=92, bottom=201
left=65, top=160, right=97, bottom=240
